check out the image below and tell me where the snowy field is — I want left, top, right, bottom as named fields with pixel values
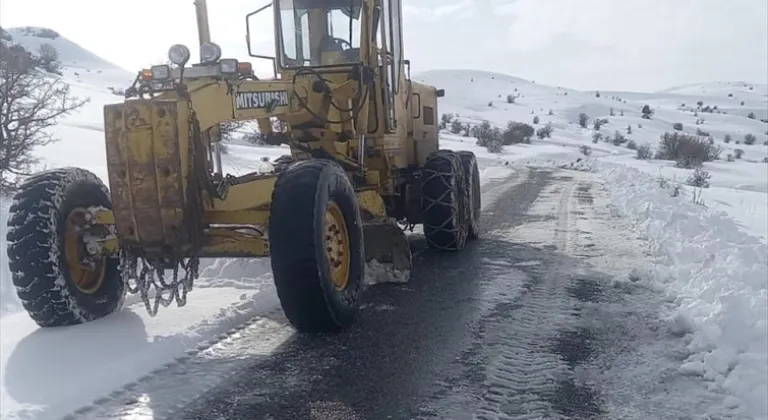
left=1, top=27, right=767, bottom=420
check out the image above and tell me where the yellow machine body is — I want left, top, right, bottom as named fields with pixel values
left=98, top=0, right=443, bottom=262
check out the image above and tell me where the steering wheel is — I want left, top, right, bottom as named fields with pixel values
left=325, top=36, right=352, bottom=51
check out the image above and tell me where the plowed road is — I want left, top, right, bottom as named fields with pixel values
left=81, top=167, right=723, bottom=420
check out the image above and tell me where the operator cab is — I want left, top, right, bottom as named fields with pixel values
left=277, top=0, right=363, bottom=67
left=246, top=0, right=405, bottom=132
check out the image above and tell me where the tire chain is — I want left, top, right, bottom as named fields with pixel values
left=119, top=88, right=206, bottom=317
left=120, top=251, right=199, bottom=316
left=421, top=153, right=465, bottom=251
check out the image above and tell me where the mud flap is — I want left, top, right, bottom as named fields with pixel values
left=362, top=221, right=413, bottom=285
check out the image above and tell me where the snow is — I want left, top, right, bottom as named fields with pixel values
left=1, top=27, right=767, bottom=420
left=596, top=161, right=768, bottom=419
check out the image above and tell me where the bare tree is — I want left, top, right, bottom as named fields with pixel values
left=36, top=43, right=61, bottom=74
left=218, top=121, right=247, bottom=141
left=0, top=40, right=88, bottom=192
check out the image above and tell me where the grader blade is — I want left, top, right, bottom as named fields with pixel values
left=363, top=222, right=413, bottom=285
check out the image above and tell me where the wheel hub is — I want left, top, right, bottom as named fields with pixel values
left=64, top=207, right=107, bottom=294
left=324, top=201, right=351, bottom=291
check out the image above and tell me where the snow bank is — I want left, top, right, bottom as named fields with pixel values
left=597, top=161, right=768, bottom=419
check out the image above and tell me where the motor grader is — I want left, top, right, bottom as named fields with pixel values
left=5, top=0, right=481, bottom=333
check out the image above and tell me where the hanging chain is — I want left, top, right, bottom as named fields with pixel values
left=119, top=88, right=206, bottom=316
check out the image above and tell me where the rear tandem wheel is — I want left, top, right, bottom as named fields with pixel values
left=420, top=150, right=469, bottom=251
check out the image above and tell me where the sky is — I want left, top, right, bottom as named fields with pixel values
left=1, top=0, right=766, bottom=92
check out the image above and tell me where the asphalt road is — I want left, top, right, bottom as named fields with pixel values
left=72, top=165, right=735, bottom=420
left=172, top=167, right=619, bottom=420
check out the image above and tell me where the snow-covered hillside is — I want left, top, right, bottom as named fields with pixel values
left=1, top=27, right=767, bottom=420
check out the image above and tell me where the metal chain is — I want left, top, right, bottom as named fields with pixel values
left=421, top=157, right=464, bottom=251
left=119, top=88, right=206, bottom=317
left=121, top=251, right=199, bottom=316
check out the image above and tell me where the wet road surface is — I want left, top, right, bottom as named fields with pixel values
left=177, top=167, right=619, bottom=420
left=79, top=166, right=725, bottom=420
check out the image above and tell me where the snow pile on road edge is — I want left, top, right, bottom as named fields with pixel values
left=597, top=161, right=768, bottom=420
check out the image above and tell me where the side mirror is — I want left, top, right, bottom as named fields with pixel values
left=372, top=6, right=381, bottom=41
left=436, top=88, right=445, bottom=98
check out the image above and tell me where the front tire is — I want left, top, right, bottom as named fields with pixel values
left=268, top=159, right=365, bottom=333
left=421, top=150, right=468, bottom=251
left=458, top=151, right=481, bottom=239
left=5, top=167, right=124, bottom=327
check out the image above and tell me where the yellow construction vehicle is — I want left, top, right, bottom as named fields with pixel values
left=5, top=0, right=481, bottom=332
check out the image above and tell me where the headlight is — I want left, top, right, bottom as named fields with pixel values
left=150, top=65, right=171, bottom=80
left=219, top=59, right=238, bottom=74
left=200, top=42, right=222, bottom=64
left=168, top=44, right=190, bottom=66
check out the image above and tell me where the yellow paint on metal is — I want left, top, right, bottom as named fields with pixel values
left=203, top=209, right=270, bottom=225
left=64, top=208, right=106, bottom=294
left=200, top=228, right=269, bottom=257
left=363, top=169, right=380, bottom=187
left=205, top=176, right=276, bottom=212
left=355, top=189, right=387, bottom=219
left=324, top=201, right=351, bottom=291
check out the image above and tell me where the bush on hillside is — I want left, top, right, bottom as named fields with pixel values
left=641, top=104, right=654, bottom=119
left=450, top=119, right=463, bottom=134
left=536, top=123, right=553, bottom=139
left=578, top=113, right=589, bottom=128
left=579, top=145, right=592, bottom=156
left=636, top=143, right=653, bottom=159
left=734, top=148, right=744, bottom=159
left=612, top=130, right=627, bottom=146
left=686, top=167, right=711, bottom=188
left=626, top=140, right=637, bottom=150
left=502, top=121, right=535, bottom=145
left=440, top=113, right=453, bottom=129
left=743, top=133, right=757, bottom=145
left=36, top=43, right=61, bottom=74
left=655, top=132, right=721, bottom=168
left=747, top=112, right=756, bottom=119
left=20, top=27, right=60, bottom=39
left=532, top=115, right=540, bottom=124
left=472, top=120, right=494, bottom=144
left=593, top=118, right=608, bottom=130
left=724, top=134, right=732, bottom=143
left=473, top=123, right=504, bottom=153
left=673, top=122, right=683, bottom=131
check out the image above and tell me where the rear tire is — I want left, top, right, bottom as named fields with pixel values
left=269, top=159, right=365, bottom=333
left=421, top=150, right=468, bottom=251
left=458, top=151, right=481, bottom=239
left=5, top=167, right=124, bottom=327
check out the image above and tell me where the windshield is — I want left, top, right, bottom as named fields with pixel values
left=277, top=0, right=362, bottom=67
